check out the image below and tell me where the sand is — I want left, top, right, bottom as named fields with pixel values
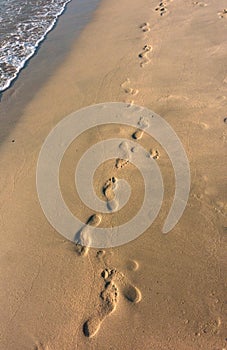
left=0, top=0, right=226, bottom=349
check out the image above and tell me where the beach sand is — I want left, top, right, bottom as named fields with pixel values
left=0, top=0, right=226, bottom=349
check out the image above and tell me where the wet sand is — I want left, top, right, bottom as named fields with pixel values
left=0, top=0, right=226, bottom=349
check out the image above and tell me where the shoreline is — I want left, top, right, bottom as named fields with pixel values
left=0, top=0, right=226, bottom=349
left=0, top=0, right=101, bottom=146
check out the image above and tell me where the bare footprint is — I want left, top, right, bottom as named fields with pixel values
left=83, top=263, right=141, bottom=337
left=103, top=177, right=116, bottom=200
left=33, top=342, right=49, bottom=350
left=132, top=116, right=150, bottom=140
left=101, top=267, right=141, bottom=304
left=138, top=45, right=153, bottom=67
left=103, top=177, right=118, bottom=211
left=218, top=9, right=227, bottom=19
left=83, top=281, right=118, bottom=338
left=132, top=129, right=144, bottom=140
left=192, top=1, right=207, bottom=7
left=123, top=284, right=141, bottom=303
left=121, top=78, right=139, bottom=96
left=155, top=1, right=169, bottom=16
left=115, top=158, right=129, bottom=169
left=139, top=22, right=150, bottom=33
left=149, top=148, right=160, bottom=159
left=75, top=214, right=102, bottom=256
left=126, top=259, right=139, bottom=271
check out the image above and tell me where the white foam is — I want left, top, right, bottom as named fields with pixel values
left=0, top=0, right=72, bottom=92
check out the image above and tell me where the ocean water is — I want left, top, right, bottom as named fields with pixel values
left=0, top=0, right=72, bottom=92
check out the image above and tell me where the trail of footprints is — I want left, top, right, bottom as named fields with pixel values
left=75, top=117, right=160, bottom=338
left=74, top=117, right=160, bottom=257
left=121, top=16, right=154, bottom=104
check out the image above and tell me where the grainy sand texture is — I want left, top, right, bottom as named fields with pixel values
left=0, top=0, right=226, bottom=349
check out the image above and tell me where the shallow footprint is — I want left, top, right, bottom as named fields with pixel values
left=192, top=1, right=207, bottom=7
left=33, top=342, right=48, bottom=350
left=75, top=214, right=102, bottom=256
left=120, top=78, right=139, bottom=97
left=139, top=22, right=150, bottom=32
left=115, top=158, right=129, bottom=169
left=123, top=284, right=141, bottom=303
left=83, top=282, right=118, bottom=338
left=126, top=259, right=139, bottom=271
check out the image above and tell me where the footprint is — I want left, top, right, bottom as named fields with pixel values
left=115, top=158, right=129, bottom=169
left=75, top=214, right=102, bottom=256
left=155, top=1, right=169, bottom=16
left=83, top=260, right=142, bottom=338
left=103, top=177, right=118, bottom=211
left=101, top=268, right=141, bottom=304
left=200, top=121, right=210, bottom=130
left=218, top=9, right=227, bottom=19
left=138, top=45, right=153, bottom=67
left=119, top=140, right=131, bottom=159
left=33, top=342, right=48, bottom=350
left=139, top=22, right=150, bottom=33
left=96, top=250, right=106, bottom=259
left=101, top=268, right=117, bottom=282
left=132, top=116, right=150, bottom=140
left=132, top=129, right=144, bottom=140
left=126, top=259, right=139, bottom=271
left=192, top=1, right=207, bottom=7
left=149, top=148, right=160, bottom=159
left=123, top=284, right=141, bottom=303
left=138, top=116, right=150, bottom=129
left=121, top=78, right=139, bottom=96
left=83, top=281, right=118, bottom=338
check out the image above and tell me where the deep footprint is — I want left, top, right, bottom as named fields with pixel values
left=132, top=129, right=144, bottom=140
left=155, top=1, right=169, bottom=16
left=83, top=282, right=118, bottom=338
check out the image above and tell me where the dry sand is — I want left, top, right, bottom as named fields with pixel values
left=0, top=0, right=227, bottom=349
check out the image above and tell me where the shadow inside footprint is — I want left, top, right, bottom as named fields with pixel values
left=123, top=284, right=141, bottom=303
left=103, top=177, right=119, bottom=211
left=74, top=214, right=102, bottom=256
left=83, top=282, right=118, bottom=338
